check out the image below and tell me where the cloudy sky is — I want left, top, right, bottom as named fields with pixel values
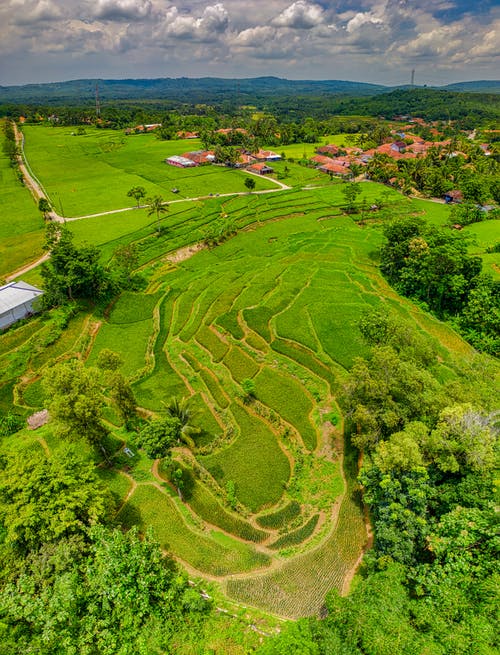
left=1, top=0, right=498, bottom=86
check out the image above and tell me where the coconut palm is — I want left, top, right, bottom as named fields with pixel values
left=147, top=195, right=168, bottom=233
left=164, top=396, right=200, bottom=449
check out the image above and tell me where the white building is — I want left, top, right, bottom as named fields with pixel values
left=0, top=281, right=44, bottom=330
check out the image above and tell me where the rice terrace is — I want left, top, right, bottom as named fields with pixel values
left=1, top=119, right=498, bottom=625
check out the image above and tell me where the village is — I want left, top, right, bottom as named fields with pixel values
left=123, top=121, right=494, bottom=205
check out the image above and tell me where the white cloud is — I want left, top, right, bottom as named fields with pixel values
left=273, top=1, right=325, bottom=29
left=0, top=0, right=498, bottom=84
left=159, top=3, right=229, bottom=41
left=346, top=11, right=383, bottom=33
left=234, top=25, right=276, bottom=47
left=94, top=0, right=153, bottom=21
left=10, top=0, right=63, bottom=23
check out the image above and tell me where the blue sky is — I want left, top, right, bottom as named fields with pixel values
left=0, top=1, right=498, bottom=85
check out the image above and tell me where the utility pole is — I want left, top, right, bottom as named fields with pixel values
left=95, top=82, right=101, bottom=119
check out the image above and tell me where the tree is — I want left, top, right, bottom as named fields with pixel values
left=0, top=525, right=209, bottom=653
left=244, top=177, right=256, bottom=192
left=41, top=224, right=114, bottom=306
left=108, top=372, right=137, bottom=426
left=96, top=348, right=123, bottom=371
left=147, top=195, right=168, bottom=233
left=164, top=396, right=200, bottom=448
left=37, top=197, right=51, bottom=220
left=341, top=182, right=362, bottom=212
left=42, top=359, right=109, bottom=446
left=127, top=186, right=146, bottom=208
left=0, top=444, right=111, bottom=551
left=139, top=416, right=181, bottom=459
left=241, top=378, right=256, bottom=403
left=113, top=242, right=139, bottom=283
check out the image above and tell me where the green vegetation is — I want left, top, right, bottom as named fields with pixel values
left=256, top=501, right=301, bottom=529
left=21, top=126, right=276, bottom=216
left=118, top=485, right=269, bottom=575
left=0, top=120, right=44, bottom=277
left=0, top=113, right=498, bottom=652
left=255, top=367, right=317, bottom=450
left=202, top=404, right=290, bottom=512
left=174, top=465, right=268, bottom=542
left=268, top=514, right=319, bottom=550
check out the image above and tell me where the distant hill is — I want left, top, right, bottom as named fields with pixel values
left=0, top=77, right=388, bottom=105
left=442, top=80, right=500, bottom=93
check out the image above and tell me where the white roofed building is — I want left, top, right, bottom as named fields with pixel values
left=0, top=281, right=44, bottom=330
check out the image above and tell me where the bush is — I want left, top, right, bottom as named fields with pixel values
left=139, top=416, right=181, bottom=459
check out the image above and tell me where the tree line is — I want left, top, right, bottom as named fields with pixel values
left=380, top=217, right=499, bottom=356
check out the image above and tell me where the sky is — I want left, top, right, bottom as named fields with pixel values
left=0, top=0, right=498, bottom=86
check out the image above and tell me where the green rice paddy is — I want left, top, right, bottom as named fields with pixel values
left=1, top=124, right=491, bottom=619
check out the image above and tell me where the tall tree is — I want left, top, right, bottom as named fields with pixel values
left=41, top=224, right=114, bottom=306
left=42, top=359, right=109, bottom=446
left=147, top=195, right=168, bottom=233
left=37, top=197, right=51, bottom=220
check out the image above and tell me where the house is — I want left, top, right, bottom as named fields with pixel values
left=177, top=131, right=199, bottom=139
left=165, top=155, right=197, bottom=168
left=247, top=163, right=274, bottom=175
left=444, top=190, right=463, bottom=204
left=182, top=150, right=215, bottom=165
left=318, top=162, right=351, bottom=176
left=235, top=152, right=256, bottom=167
left=0, top=281, right=44, bottom=330
left=310, top=154, right=333, bottom=165
left=255, top=150, right=281, bottom=161
left=391, top=141, right=407, bottom=153
left=316, top=144, right=339, bottom=156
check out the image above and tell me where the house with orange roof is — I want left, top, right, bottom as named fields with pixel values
left=248, top=163, right=274, bottom=175
left=255, top=149, right=281, bottom=161
left=316, top=144, right=339, bottom=156
left=235, top=152, right=256, bottom=167
left=318, top=162, right=351, bottom=176
left=181, top=150, right=215, bottom=165
left=311, top=154, right=333, bottom=165
left=177, top=131, right=199, bottom=139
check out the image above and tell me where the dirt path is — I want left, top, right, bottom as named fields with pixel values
left=13, top=123, right=62, bottom=222
left=6, top=252, right=50, bottom=282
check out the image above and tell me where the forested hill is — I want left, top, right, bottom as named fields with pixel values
left=0, top=77, right=387, bottom=104
left=0, top=76, right=498, bottom=106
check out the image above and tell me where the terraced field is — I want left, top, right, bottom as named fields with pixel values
left=72, top=191, right=471, bottom=615
left=2, top=125, right=483, bottom=618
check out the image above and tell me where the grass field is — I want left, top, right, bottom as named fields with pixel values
left=21, top=126, right=277, bottom=216
left=0, top=120, right=45, bottom=277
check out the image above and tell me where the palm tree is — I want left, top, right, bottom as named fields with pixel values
left=164, top=396, right=200, bottom=449
left=127, top=186, right=146, bottom=208
left=147, top=195, right=168, bottom=233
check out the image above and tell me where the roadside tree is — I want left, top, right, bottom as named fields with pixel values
left=147, top=195, right=168, bottom=233
left=127, top=186, right=146, bottom=207
left=244, top=177, right=256, bottom=192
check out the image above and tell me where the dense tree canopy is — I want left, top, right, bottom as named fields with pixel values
left=41, top=225, right=116, bottom=306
